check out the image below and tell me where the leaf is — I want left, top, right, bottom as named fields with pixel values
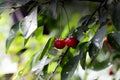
left=6, top=23, right=19, bottom=52
left=90, top=59, right=109, bottom=71
left=24, top=36, right=30, bottom=46
left=107, top=32, right=120, bottom=51
left=16, top=48, right=27, bottom=56
left=89, top=49, right=110, bottom=70
left=39, top=37, right=55, bottom=60
left=89, top=43, right=100, bottom=59
left=19, top=6, right=37, bottom=39
left=0, top=1, right=9, bottom=14
left=91, top=23, right=107, bottom=47
left=72, top=26, right=87, bottom=41
left=72, top=15, right=96, bottom=40
left=12, top=1, right=38, bottom=23
left=89, top=23, right=107, bottom=58
left=7, top=0, right=31, bottom=6
left=34, top=26, right=43, bottom=42
left=61, top=55, right=80, bottom=80
left=79, top=42, right=89, bottom=70
left=112, top=3, right=120, bottom=31
left=32, top=56, right=47, bottom=74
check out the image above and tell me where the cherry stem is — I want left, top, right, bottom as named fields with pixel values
left=59, top=6, right=62, bottom=38
left=62, top=4, right=71, bottom=34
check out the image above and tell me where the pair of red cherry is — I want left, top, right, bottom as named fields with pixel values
left=54, top=36, right=78, bottom=49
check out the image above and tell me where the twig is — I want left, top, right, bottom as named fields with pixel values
left=62, top=4, right=71, bottom=33
left=84, top=1, right=104, bottom=26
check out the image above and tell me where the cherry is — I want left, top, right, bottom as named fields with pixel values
left=109, top=45, right=114, bottom=50
left=103, top=39, right=114, bottom=50
left=54, top=39, right=65, bottom=49
left=109, top=69, right=114, bottom=75
left=103, top=39, right=108, bottom=44
left=65, top=36, right=78, bottom=48
left=107, top=21, right=112, bottom=26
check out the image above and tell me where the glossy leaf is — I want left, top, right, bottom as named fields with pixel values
left=89, top=23, right=107, bottom=58
left=79, top=42, right=89, bottom=70
left=90, top=59, right=109, bottom=71
left=112, top=51, right=120, bottom=63
left=6, top=23, right=19, bottom=52
left=107, top=32, right=120, bottom=51
left=24, top=36, right=30, bottom=46
left=61, top=55, right=80, bottom=80
left=34, top=26, right=43, bottom=42
left=19, top=7, right=37, bottom=39
left=72, top=26, right=87, bottom=41
left=16, top=48, right=27, bottom=56
left=32, top=56, right=47, bottom=74
left=112, top=3, right=120, bottom=31
left=39, top=37, right=55, bottom=60
left=30, top=37, right=55, bottom=70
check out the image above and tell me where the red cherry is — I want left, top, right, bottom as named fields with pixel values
left=65, top=36, right=78, bottom=47
left=107, top=21, right=112, bottom=26
left=109, top=45, right=114, bottom=50
left=54, top=39, right=65, bottom=49
left=109, top=69, right=114, bottom=75
left=103, top=39, right=108, bottom=44
left=103, top=39, right=115, bottom=50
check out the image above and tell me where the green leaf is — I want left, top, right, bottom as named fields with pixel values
left=89, top=43, right=100, bottom=59
left=34, top=26, right=43, bottom=42
left=19, top=7, right=37, bottom=39
left=61, top=55, right=80, bottom=80
left=112, top=3, right=120, bottom=31
left=32, top=56, right=48, bottom=74
left=91, top=23, right=107, bottom=47
left=112, top=51, right=120, bottom=62
left=31, top=37, right=55, bottom=67
left=39, top=37, right=55, bottom=60
left=72, top=26, right=87, bottom=41
left=6, top=23, right=19, bottom=52
left=16, top=48, right=27, bottom=56
left=89, top=23, right=107, bottom=58
left=107, top=32, right=120, bottom=51
left=79, top=42, right=89, bottom=70
left=89, top=49, right=110, bottom=70
left=90, top=59, right=109, bottom=71
left=24, top=36, right=31, bottom=46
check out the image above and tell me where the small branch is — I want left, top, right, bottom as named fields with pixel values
left=84, top=1, right=103, bottom=26
left=62, top=4, right=71, bottom=33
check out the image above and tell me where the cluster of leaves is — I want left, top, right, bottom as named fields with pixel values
left=1, top=0, right=120, bottom=80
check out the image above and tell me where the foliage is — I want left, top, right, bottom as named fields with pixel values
left=0, top=0, right=120, bottom=80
